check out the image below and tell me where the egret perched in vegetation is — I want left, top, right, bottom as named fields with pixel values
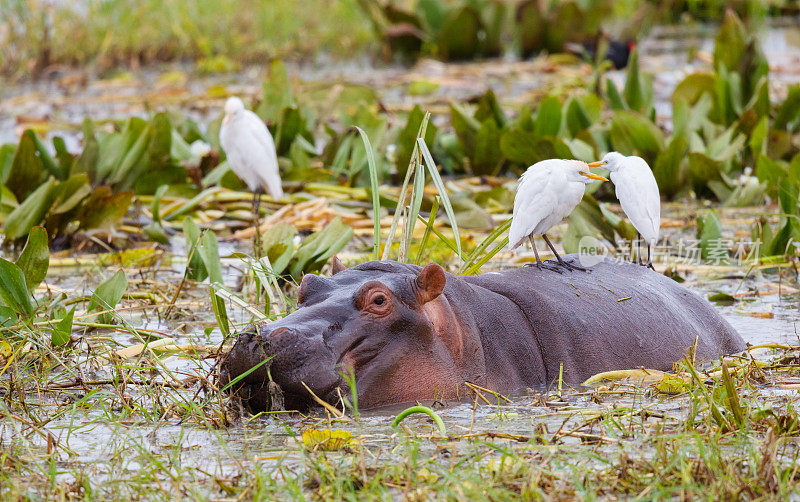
left=219, top=96, right=284, bottom=256
left=599, top=152, right=661, bottom=268
left=509, top=159, right=608, bottom=270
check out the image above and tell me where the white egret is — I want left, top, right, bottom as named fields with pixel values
left=219, top=96, right=284, bottom=256
left=509, top=159, right=608, bottom=271
left=598, top=152, right=660, bottom=268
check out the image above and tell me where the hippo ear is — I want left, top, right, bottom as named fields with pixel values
left=330, top=255, right=346, bottom=276
left=416, top=263, right=446, bottom=304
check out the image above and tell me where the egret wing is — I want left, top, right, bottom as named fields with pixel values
left=613, top=159, right=660, bottom=244
left=508, top=165, right=558, bottom=248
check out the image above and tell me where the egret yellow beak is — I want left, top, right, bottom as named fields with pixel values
left=581, top=171, right=609, bottom=181
left=587, top=160, right=608, bottom=167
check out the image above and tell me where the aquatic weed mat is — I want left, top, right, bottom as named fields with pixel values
left=3, top=338, right=800, bottom=499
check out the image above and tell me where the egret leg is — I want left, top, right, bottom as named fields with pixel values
left=646, top=243, right=655, bottom=270
left=252, top=188, right=263, bottom=259
left=530, top=235, right=542, bottom=270
left=636, top=233, right=643, bottom=266
left=543, top=234, right=587, bottom=272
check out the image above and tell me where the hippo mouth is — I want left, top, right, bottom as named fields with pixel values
left=335, top=334, right=385, bottom=378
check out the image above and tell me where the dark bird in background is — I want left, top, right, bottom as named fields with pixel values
left=567, top=32, right=636, bottom=69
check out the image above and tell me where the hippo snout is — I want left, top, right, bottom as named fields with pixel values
left=222, top=321, right=344, bottom=411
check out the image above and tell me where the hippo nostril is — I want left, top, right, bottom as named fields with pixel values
left=269, top=327, right=291, bottom=338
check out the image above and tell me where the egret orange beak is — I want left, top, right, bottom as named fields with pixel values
left=587, top=160, right=608, bottom=167
left=223, top=116, right=231, bottom=125
left=580, top=171, right=609, bottom=181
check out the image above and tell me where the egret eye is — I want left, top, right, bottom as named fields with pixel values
left=373, top=295, right=385, bottom=306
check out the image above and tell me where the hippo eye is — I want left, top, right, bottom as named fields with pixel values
left=356, top=281, right=393, bottom=315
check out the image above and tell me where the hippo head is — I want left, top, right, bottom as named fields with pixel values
left=222, top=259, right=483, bottom=410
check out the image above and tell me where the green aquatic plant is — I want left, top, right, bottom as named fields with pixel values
left=357, top=0, right=505, bottom=61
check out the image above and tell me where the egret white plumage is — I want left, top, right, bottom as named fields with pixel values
left=509, top=159, right=608, bottom=270
left=599, top=152, right=660, bottom=268
left=219, top=96, right=284, bottom=256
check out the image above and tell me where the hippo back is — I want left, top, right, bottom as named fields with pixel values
left=462, top=255, right=746, bottom=385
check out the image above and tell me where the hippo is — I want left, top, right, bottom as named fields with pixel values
left=220, top=255, right=745, bottom=411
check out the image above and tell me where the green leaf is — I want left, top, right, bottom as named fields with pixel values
left=88, top=270, right=128, bottom=324
left=517, top=0, right=545, bottom=57
left=653, top=135, right=690, bottom=199
left=0, top=258, right=34, bottom=318
left=450, top=103, right=481, bottom=157
left=76, top=118, right=99, bottom=180
left=471, top=119, right=503, bottom=175
left=7, top=130, right=44, bottom=201
left=275, top=107, right=312, bottom=156
left=51, top=173, right=91, bottom=215
left=774, top=85, right=800, bottom=131
left=697, top=211, right=728, bottom=263
left=77, top=188, right=133, bottom=231
left=16, top=226, right=49, bottom=293
left=182, top=217, right=208, bottom=282
left=51, top=306, right=75, bottom=347
left=290, top=218, right=353, bottom=278
left=111, top=120, right=152, bottom=189
left=4, top=177, right=59, bottom=241
left=210, top=285, right=230, bottom=338
left=437, top=6, right=481, bottom=60
left=544, top=1, right=583, bottom=52
left=143, top=222, right=170, bottom=245
left=535, top=96, right=562, bottom=137
left=31, top=132, right=62, bottom=180
left=0, top=143, right=15, bottom=184
left=395, top=105, right=437, bottom=179
left=257, top=60, right=294, bottom=124
left=500, top=131, right=573, bottom=165
left=150, top=184, right=169, bottom=223
left=260, top=223, right=297, bottom=275
left=608, top=111, right=664, bottom=163
left=672, top=73, right=716, bottom=108
left=714, top=10, right=746, bottom=73
left=688, top=152, right=726, bottom=197
left=605, top=79, right=625, bottom=110
left=623, top=47, right=644, bottom=112
left=418, top=0, right=446, bottom=32
left=198, top=230, right=223, bottom=284
left=96, top=118, right=148, bottom=187
left=474, top=89, right=507, bottom=128
left=748, top=116, right=768, bottom=158
left=755, top=154, right=786, bottom=190
left=565, top=98, right=592, bottom=136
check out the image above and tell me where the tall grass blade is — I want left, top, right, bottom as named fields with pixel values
left=414, top=197, right=439, bottom=265
left=417, top=214, right=462, bottom=259
left=462, top=236, right=509, bottom=276
left=721, top=359, right=746, bottom=428
left=683, top=356, right=731, bottom=431
left=401, top=158, right=426, bottom=262
left=382, top=112, right=430, bottom=261
left=417, top=138, right=461, bottom=261
left=353, top=126, right=381, bottom=260
left=460, top=218, right=512, bottom=274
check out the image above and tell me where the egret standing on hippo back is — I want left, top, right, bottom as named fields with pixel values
left=508, top=158, right=608, bottom=271
left=600, top=152, right=661, bottom=268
